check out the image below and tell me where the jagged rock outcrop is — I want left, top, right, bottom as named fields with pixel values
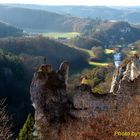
left=30, top=57, right=140, bottom=140
left=30, top=62, right=112, bottom=140
left=30, top=62, right=70, bottom=139
left=110, top=55, right=140, bottom=95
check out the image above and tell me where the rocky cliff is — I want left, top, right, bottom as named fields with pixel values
left=30, top=62, right=70, bottom=139
left=110, top=54, right=140, bottom=95
left=30, top=58, right=140, bottom=140
left=30, top=62, right=113, bottom=140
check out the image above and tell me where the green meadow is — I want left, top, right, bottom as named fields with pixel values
left=43, top=32, right=80, bottom=39
left=76, top=48, right=115, bottom=67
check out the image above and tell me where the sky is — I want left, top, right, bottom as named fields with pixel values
left=0, top=0, right=140, bottom=6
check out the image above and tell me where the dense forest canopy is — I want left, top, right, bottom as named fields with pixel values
left=0, top=48, right=32, bottom=135
left=0, top=36, right=89, bottom=71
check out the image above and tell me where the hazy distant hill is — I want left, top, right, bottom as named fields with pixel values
left=43, top=6, right=140, bottom=23
left=125, top=12, right=140, bottom=23
left=0, top=5, right=92, bottom=32
left=3, top=5, right=124, bottom=19
left=7, top=4, right=140, bottom=23
left=1, top=4, right=140, bottom=35
left=0, top=21, right=23, bottom=37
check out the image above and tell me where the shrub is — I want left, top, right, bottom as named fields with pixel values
left=18, top=114, right=35, bottom=140
left=92, top=86, right=104, bottom=94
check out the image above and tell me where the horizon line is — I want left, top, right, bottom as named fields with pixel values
left=0, top=3, right=140, bottom=7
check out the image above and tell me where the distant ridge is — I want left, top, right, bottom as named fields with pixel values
left=0, top=5, right=91, bottom=32
left=3, top=4, right=140, bottom=23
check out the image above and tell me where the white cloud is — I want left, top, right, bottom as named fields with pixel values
left=0, top=0, right=140, bottom=6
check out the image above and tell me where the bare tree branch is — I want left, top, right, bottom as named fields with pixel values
left=0, top=99, right=13, bottom=140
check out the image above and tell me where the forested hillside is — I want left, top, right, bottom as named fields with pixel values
left=0, top=21, right=23, bottom=37
left=0, top=36, right=90, bottom=135
left=0, top=36, right=89, bottom=72
left=69, top=21, right=140, bottom=48
left=70, top=36, right=102, bottom=49
left=83, top=21, right=140, bottom=46
left=0, top=49, right=32, bottom=135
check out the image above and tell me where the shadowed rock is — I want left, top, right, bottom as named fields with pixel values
left=30, top=61, right=70, bottom=139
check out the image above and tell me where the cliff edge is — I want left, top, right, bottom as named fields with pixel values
left=30, top=58, right=140, bottom=140
left=110, top=54, right=140, bottom=95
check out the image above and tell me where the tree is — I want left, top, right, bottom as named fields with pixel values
left=0, top=99, right=13, bottom=140
left=18, top=114, right=35, bottom=140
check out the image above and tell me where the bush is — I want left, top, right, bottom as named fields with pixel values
left=18, top=114, right=35, bottom=140
left=92, top=86, right=104, bottom=94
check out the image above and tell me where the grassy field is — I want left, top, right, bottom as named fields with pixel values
left=43, top=32, right=80, bottom=39
left=75, top=47, right=95, bottom=57
left=105, top=49, right=115, bottom=54
left=75, top=47, right=112, bottom=67
left=89, top=61, right=109, bottom=67
left=77, top=48, right=115, bottom=57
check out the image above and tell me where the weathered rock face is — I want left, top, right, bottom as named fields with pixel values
left=30, top=62, right=70, bottom=139
left=30, top=58, right=140, bottom=140
left=30, top=62, right=112, bottom=140
left=69, top=91, right=110, bottom=118
left=110, top=55, right=140, bottom=95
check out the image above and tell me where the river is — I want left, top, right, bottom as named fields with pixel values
left=114, top=52, right=122, bottom=67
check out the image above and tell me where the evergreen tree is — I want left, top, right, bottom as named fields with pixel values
left=18, top=113, right=35, bottom=140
